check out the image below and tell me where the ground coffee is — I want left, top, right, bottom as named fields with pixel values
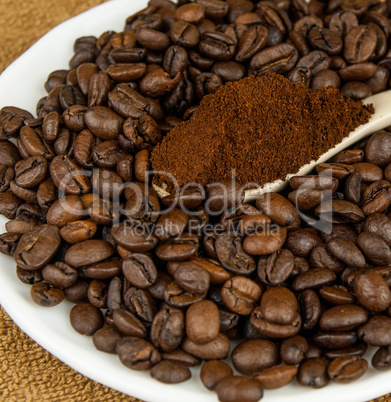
left=151, top=73, right=374, bottom=189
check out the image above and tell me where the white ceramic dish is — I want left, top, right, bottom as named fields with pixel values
left=0, top=1, right=390, bottom=401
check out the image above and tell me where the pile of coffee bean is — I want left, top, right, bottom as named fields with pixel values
left=2, top=127, right=391, bottom=400
left=1, top=0, right=391, bottom=400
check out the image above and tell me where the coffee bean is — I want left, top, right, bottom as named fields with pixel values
left=319, top=304, right=368, bottom=331
left=257, top=249, right=295, bottom=285
left=182, top=332, right=230, bottom=359
left=50, top=155, right=91, bottom=195
left=113, top=308, right=147, bottom=338
left=150, top=360, right=191, bottom=384
left=65, top=240, right=114, bottom=267
left=200, top=360, right=233, bottom=390
left=344, top=25, right=377, bottom=64
left=42, top=262, right=78, bottom=288
left=297, top=358, right=329, bottom=388
left=254, top=364, right=298, bottom=390
left=358, top=315, right=391, bottom=346
left=232, top=339, right=279, bottom=376
left=249, top=43, right=299, bottom=76
left=214, top=376, right=263, bottom=402
left=250, top=287, right=301, bottom=338
left=186, top=300, right=219, bottom=344
left=14, top=225, right=61, bottom=270
left=372, top=345, right=391, bottom=371
left=92, top=326, right=122, bottom=354
left=30, top=281, right=64, bottom=307
left=122, top=253, right=157, bottom=289
left=221, top=276, right=262, bottom=315
left=151, top=306, right=185, bottom=352
left=299, top=289, right=321, bottom=330
left=116, top=337, right=161, bottom=370
left=327, top=356, right=368, bottom=383
left=354, top=270, right=391, bottom=312
left=70, top=303, right=104, bottom=335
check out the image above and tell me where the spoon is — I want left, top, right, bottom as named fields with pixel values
left=153, top=90, right=391, bottom=202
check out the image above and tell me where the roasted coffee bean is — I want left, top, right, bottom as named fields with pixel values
left=164, top=281, right=205, bottom=308
left=292, top=267, right=337, bottom=291
left=30, top=282, right=65, bottom=307
left=256, top=192, right=299, bottom=230
left=182, top=333, right=230, bottom=360
left=314, top=331, right=358, bottom=349
left=87, top=280, right=108, bottom=309
left=112, top=223, right=158, bottom=253
left=60, top=220, right=97, bottom=244
left=243, top=226, right=287, bottom=256
left=364, top=213, right=391, bottom=246
left=257, top=249, right=295, bottom=285
left=134, top=149, right=150, bottom=182
left=249, top=43, right=298, bottom=77
left=308, top=26, right=343, bottom=55
left=221, top=276, right=262, bottom=315
left=297, top=358, right=329, bottom=388
left=232, top=339, right=279, bottom=376
left=65, top=240, right=114, bottom=267
left=174, top=262, right=210, bottom=294
left=315, top=199, right=365, bottom=223
left=42, top=262, right=78, bottom=288
left=250, top=287, right=301, bottom=338
left=92, top=326, right=122, bottom=354
left=253, top=364, right=297, bottom=390
left=0, top=232, right=21, bottom=256
left=150, top=360, right=191, bottom=384
left=50, top=155, right=91, bottom=195
left=319, top=304, right=368, bottom=331
left=0, top=191, right=23, bottom=219
left=236, top=26, right=268, bottom=62
left=357, top=231, right=391, bottom=265
left=344, top=25, right=377, bottom=64
left=326, top=237, right=365, bottom=268
left=214, top=376, right=263, bottom=402
left=186, top=300, right=219, bottom=344
left=113, top=308, right=147, bottom=338
left=16, top=266, right=42, bottom=284
left=116, top=337, right=161, bottom=370
left=85, top=260, right=122, bottom=280
left=327, top=355, right=368, bottom=383
left=122, top=253, right=157, bottom=289
left=358, top=315, right=391, bottom=346
left=70, top=303, right=104, bottom=335
left=151, top=306, right=185, bottom=352
left=14, top=225, right=61, bottom=270
left=310, top=244, right=345, bottom=273
left=124, top=287, right=157, bottom=323
left=200, top=360, right=233, bottom=390
left=281, top=335, right=308, bottom=365
left=0, top=107, right=33, bottom=139
left=64, top=278, right=90, bottom=303
left=155, top=233, right=199, bottom=261
left=62, top=107, right=87, bottom=136
left=342, top=81, right=373, bottom=100
left=299, top=289, right=321, bottom=330
left=285, top=228, right=321, bottom=257
left=319, top=285, right=356, bottom=305
left=354, top=270, right=391, bottom=312
left=372, top=345, right=391, bottom=371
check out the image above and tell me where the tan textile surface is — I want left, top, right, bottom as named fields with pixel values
left=0, top=0, right=390, bottom=401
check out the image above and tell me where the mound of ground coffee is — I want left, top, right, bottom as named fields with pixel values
left=151, top=73, right=374, bottom=189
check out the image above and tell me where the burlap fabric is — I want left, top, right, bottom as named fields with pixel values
left=0, top=0, right=389, bottom=401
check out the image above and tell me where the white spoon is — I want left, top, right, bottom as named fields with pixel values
left=153, top=90, right=391, bottom=202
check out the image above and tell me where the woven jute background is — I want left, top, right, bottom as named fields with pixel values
left=0, top=0, right=390, bottom=401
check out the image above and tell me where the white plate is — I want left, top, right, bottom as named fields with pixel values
left=0, top=1, right=390, bottom=401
